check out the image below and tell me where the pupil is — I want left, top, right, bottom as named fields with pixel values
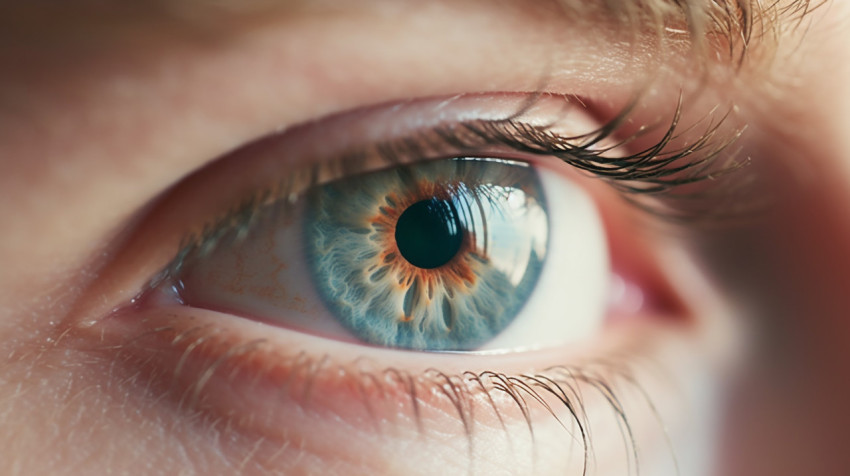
left=394, top=198, right=463, bottom=269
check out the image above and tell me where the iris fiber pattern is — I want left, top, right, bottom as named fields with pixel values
left=305, top=158, right=549, bottom=350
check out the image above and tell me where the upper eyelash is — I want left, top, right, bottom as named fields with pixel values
left=153, top=94, right=747, bottom=287
left=427, top=98, right=749, bottom=222
left=322, top=93, right=750, bottom=225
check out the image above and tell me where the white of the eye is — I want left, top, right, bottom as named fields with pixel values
left=478, top=170, right=609, bottom=352
left=176, top=201, right=360, bottom=342
left=179, top=165, right=609, bottom=352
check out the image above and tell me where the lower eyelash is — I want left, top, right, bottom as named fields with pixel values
left=88, top=305, right=678, bottom=475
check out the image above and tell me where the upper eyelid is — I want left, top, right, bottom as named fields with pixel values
left=174, top=92, right=745, bottom=251
left=0, top=0, right=776, bottom=283
left=143, top=93, right=740, bottom=317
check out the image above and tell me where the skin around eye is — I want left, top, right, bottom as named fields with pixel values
left=6, top=0, right=850, bottom=475
left=153, top=156, right=608, bottom=352
left=60, top=93, right=715, bottom=476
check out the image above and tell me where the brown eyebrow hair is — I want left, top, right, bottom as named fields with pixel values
left=549, top=0, right=821, bottom=65
left=174, top=0, right=821, bottom=68
left=2, top=0, right=819, bottom=73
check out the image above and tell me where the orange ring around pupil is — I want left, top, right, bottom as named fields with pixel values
left=394, top=198, right=464, bottom=270
left=306, top=157, right=548, bottom=350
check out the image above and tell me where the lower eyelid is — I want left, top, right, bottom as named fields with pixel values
left=77, top=303, right=705, bottom=474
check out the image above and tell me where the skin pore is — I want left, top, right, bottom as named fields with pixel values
left=2, top=0, right=850, bottom=475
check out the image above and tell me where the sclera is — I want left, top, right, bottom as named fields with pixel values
left=173, top=200, right=362, bottom=343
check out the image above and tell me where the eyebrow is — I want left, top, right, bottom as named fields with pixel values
left=0, top=0, right=818, bottom=74
left=550, top=0, right=820, bottom=63
left=167, top=0, right=819, bottom=66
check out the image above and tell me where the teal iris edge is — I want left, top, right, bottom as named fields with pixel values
left=303, top=158, right=549, bottom=352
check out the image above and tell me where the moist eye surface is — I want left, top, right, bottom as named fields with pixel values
left=306, top=157, right=548, bottom=351
left=163, top=138, right=611, bottom=354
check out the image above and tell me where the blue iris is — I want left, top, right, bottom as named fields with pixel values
left=305, top=158, right=549, bottom=351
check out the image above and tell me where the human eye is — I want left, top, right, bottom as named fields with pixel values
left=148, top=99, right=616, bottom=353
left=12, top=1, right=826, bottom=475
left=77, top=87, right=737, bottom=474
